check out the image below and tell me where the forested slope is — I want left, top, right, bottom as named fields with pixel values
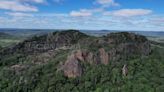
left=0, top=30, right=163, bottom=92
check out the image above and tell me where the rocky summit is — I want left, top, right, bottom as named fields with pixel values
left=57, top=31, right=151, bottom=78
left=0, top=30, right=151, bottom=78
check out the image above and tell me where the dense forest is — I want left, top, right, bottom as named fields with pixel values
left=0, top=30, right=163, bottom=92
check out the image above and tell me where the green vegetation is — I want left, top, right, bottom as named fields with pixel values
left=0, top=31, right=163, bottom=92
left=148, top=36, right=164, bottom=43
left=0, top=45, right=163, bottom=92
left=0, top=39, right=20, bottom=47
left=0, top=32, right=22, bottom=47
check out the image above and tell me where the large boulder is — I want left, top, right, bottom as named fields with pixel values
left=62, top=53, right=83, bottom=78
left=75, top=50, right=84, bottom=61
left=122, top=64, right=128, bottom=76
left=99, top=48, right=109, bottom=65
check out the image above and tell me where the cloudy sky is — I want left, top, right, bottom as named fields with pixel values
left=0, top=0, right=163, bottom=31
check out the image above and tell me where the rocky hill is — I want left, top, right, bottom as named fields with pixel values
left=59, top=32, right=151, bottom=78
left=0, top=30, right=150, bottom=66
left=0, top=30, right=88, bottom=54
left=0, top=30, right=163, bottom=92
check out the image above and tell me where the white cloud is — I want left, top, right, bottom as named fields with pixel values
left=0, top=0, right=38, bottom=12
left=96, top=0, right=119, bottom=7
left=70, top=10, right=92, bottom=17
left=70, top=8, right=104, bottom=17
left=104, top=9, right=152, bottom=17
left=5, top=12, right=33, bottom=17
left=0, top=13, right=164, bottom=31
left=0, top=0, right=163, bottom=31
left=29, top=0, right=45, bottom=3
left=80, top=8, right=104, bottom=13
left=148, top=16, right=164, bottom=26
left=16, top=0, right=46, bottom=3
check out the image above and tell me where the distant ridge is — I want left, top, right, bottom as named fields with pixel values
left=0, top=28, right=164, bottom=37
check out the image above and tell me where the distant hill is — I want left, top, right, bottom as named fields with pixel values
left=0, top=28, right=57, bottom=37
left=0, top=28, right=164, bottom=38
left=82, top=30, right=164, bottom=37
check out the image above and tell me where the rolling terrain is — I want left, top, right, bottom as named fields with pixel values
left=0, top=32, right=21, bottom=47
left=0, top=30, right=164, bottom=92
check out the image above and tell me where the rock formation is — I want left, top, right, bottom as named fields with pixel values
left=122, top=64, right=128, bottom=76
left=99, top=48, right=109, bottom=65
left=75, top=50, right=84, bottom=61
left=0, top=30, right=88, bottom=55
left=59, top=32, right=151, bottom=78
left=0, top=30, right=151, bottom=78
left=62, top=53, right=82, bottom=78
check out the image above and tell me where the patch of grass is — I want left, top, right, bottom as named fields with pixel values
left=148, top=36, right=164, bottom=43
left=0, top=38, right=21, bottom=47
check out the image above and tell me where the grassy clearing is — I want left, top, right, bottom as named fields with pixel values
left=148, top=36, right=164, bottom=43
left=0, top=38, right=21, bottom=47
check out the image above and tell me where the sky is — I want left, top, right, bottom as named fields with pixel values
left=0, top=0, right=164, bottom=31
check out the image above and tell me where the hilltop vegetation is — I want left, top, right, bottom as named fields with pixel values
left=0, top=30, right=163, bottom=92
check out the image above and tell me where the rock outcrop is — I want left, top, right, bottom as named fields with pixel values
left=75, top=50, right=84, bottom=61
left=0, top=30, right=151, bottom=78
left=122, top=64, right=128, bottom=76
left=0, top=30, right=88, bottom=55
left=59, top=32, right=151, bottom=78
left=99, top=48, right=109, bottom=65
left=62, top=53, right=83, bottom=78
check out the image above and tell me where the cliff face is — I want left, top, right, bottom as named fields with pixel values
left=62, top=54, right=83, bottom=78
left=58, top=32, right=151, bottom=78
left=0, top=30, right=151, bottom=78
